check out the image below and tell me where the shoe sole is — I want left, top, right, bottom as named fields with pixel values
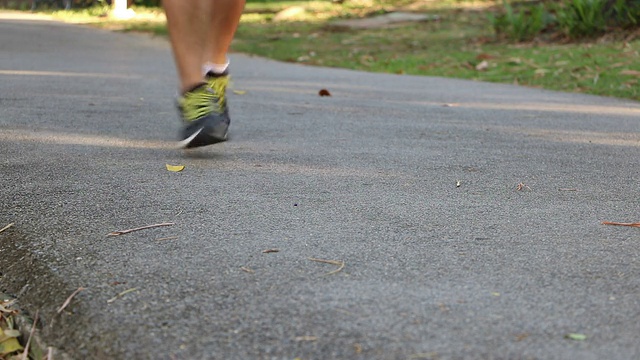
left=178, top=115, right=229, bottom=149
left=178, top=126, right=228, bottom=149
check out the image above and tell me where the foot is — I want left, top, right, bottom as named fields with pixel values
left=177, top=72, right=230, bottom=149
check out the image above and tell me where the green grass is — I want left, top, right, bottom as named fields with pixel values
left=42, top=1, right=640, bottom=101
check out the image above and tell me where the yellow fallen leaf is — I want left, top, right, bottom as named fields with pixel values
left=0, top=336, right=23, bottom=355
left=0, top=329, right=20, bottom=341
left=166, top=164, right=185, bottom=172
left=566, top=333, right=587, bottom=341
left=233, top=90, right=247, bottom=95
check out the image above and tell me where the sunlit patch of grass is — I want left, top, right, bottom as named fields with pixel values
left=48, top=5, right=165, bottom=24
left=244, top=1, right=313, bottom=13
left=240, top=13, right=272, bottom=24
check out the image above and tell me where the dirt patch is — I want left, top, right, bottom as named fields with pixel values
left=329, top=11, right=439, bottom=30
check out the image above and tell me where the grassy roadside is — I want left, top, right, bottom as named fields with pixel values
left=23, top=1, right=640, bottom=102
left=235, top=10, right=640, bottom=101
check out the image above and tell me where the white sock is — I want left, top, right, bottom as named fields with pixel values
left=202, top=60, right=229, bottom=76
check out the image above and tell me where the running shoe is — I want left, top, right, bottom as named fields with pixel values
left=177, top=72, right=230, bottom=149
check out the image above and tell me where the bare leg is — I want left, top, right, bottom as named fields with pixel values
left=163, top=0, right=213, bottom=93
left=203, top=0, right=246, bottom=68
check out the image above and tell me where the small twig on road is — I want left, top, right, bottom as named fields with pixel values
left=295, top=335, right=318, bottom=341
left=107, top=223, right=175, bottom=237
left=17, top=284, right=29, bottom=298
left=21, top=310, right=38, bottom=360
left=308, top=257, right=345, bottom=275
left=240, top=267, right=255, bottom=274
left=602, top=221, right=640, bottom=228
left=57, top=287, right=86, bottom=314
left=107, top=288, right=138, bottom=303
left=262, top=249, right=280, bottom=254
left=155, top=236, right=179, bottom=241
left=0, top=223, right=14, bottom=234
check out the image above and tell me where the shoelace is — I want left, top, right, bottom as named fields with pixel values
left=180, top=76, right=229, bottom=122
left=206, top=75, right=229, bottom=114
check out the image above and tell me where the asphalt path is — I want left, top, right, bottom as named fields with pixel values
left=1, top=13, right=639, bottom=360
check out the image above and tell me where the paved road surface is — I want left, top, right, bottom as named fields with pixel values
left=1, top=13, right=639, bottom=360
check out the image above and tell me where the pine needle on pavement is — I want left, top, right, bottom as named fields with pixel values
left=308, top=257, right=345, bottom=275
left=0, top=223, right=14, bottom=234
left=57, top=287, right=86, bottom=314
left=107, top=223, right=174, bottom=237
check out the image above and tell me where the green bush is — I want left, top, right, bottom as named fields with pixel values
left=610, top=0, right=640, bottom=28
left=489, top=0, right=547, bottom=42
left=554, top=0, right=608, bottom=37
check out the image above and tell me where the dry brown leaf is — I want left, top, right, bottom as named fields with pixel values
left=475, top=60, right=489, bottom=71
left=462, top=61, right=474, bottom=70
left=318, top=89, right=331, bottom=97
left=476, top=53, right=494, bottom=60
left=619, top=69, right=640, bottom=76
left=610, top=62, right=628, bottom=68
left=0, top=304, right=18, bottom=315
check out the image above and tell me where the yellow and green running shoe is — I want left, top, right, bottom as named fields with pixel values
left=177, top=72, right=230, bottom=149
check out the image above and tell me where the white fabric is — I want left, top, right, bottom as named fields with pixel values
left=202, top=60, right=229, bottom=75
